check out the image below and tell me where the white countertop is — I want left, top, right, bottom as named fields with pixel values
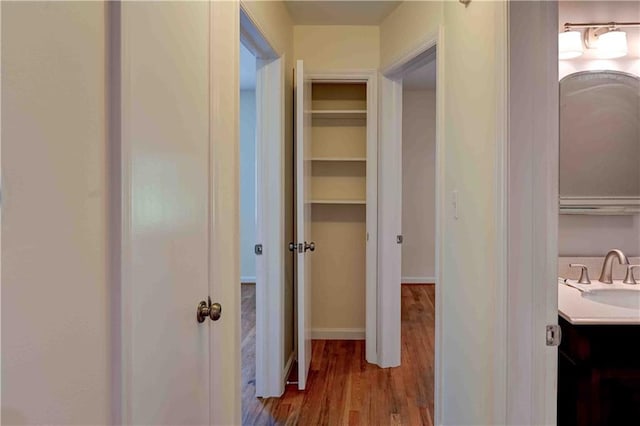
left=558, top=279, right=640, bottom=325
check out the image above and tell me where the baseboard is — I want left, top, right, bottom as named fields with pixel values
left=311, top=328, right=365, bottom=340
left=282, top=351, right=294, bottom=384
left=240, top=276, right=256, bottom=284
left=402, top=276, right=436, bottom=284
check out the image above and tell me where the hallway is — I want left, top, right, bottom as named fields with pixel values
left=242, top=284, right=435, bottom=425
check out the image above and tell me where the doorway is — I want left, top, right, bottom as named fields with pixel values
left=400, top=56, right=438, bottom=417
left=238, top=4, right=291, bottom=409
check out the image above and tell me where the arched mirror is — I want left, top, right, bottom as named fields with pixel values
left=560, top=70, right=640, bottom=214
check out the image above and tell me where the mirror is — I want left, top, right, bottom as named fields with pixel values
left=560, top=70, right=640, bottom=214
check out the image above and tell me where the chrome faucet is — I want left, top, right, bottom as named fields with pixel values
left=598, top=249, right=629, bottom=284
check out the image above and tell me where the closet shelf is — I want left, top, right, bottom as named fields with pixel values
left=311, top=199, right=366, bottom=205
left=311, top=110, right=366, bottom=119
left=312, top=157, right=366, bottom=162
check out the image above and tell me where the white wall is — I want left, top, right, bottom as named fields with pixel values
left=401, top=89, right=436, bottom=283
left=558, top=0, right=640, bottom=257
left=2, top=2, right=112, bottom=424
left=240, top=90, right=257, bottom=281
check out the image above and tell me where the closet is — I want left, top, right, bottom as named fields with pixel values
left=295, top=61, right=377, bottom=390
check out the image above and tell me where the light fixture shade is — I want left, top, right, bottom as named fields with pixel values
left=597, top=30, right=628, bottom=59
left=559, top=31, right=583, bottom=60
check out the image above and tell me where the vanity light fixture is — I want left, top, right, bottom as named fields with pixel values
left=560, top=22, right=639, bottom=60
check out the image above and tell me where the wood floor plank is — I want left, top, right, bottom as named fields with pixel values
left=241, top=284, right=435, bottom=425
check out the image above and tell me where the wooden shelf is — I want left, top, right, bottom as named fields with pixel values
left=312, top=157, right=366, bottom=162
left=311, top=199, right=366, bottom=205
left=312, top=110, right=366, bottom=119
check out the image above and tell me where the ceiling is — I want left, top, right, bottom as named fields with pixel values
left=284, top=1, right=401, bottom=25
left=403, top=60, right=437, bottom=90
left=240, top=42, right=256, bottom=90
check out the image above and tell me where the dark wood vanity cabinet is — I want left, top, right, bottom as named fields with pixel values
left=558, top=316, right=640, bottom=425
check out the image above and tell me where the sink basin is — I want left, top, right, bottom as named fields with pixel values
left=558, top=281, right=640, bottom=325
left=582, top=287, right=640, bottom=310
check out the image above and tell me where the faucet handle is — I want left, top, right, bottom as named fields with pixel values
left=570, top=263, right=591, bottom=284
left=623, top=265, right=640, bottom=285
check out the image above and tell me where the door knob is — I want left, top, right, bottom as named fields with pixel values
left=197, top=297, right=222, bottom=323
left=304, top=241, right=315, bottom=252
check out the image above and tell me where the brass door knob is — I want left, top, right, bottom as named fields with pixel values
left=197, top=298, right=222, bottom=323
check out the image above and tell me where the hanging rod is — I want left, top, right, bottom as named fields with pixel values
left=564, top=22, right=640, bottom=30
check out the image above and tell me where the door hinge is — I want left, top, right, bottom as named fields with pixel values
left=254, top=244, right=263, bottom=255
left=546, top=324, right=562, bottom=346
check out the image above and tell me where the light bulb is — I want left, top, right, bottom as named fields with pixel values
left=596, top=30, right=627, bottom=59
left=559, top=31, right=583, bottom=60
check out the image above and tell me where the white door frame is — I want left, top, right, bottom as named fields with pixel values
left=378, top=29, right=442, bottom=373
left=506, top=2, right=559, bottom=424
left=304, top=69, right=379, bottom=364
left=240, top=5, right=287, bottom=398
left=209, top=1, right=240, bottom=424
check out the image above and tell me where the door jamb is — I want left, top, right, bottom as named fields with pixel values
left=240, top=5, right=287, bottom=398
left=378, top=26, right=445, bottom=420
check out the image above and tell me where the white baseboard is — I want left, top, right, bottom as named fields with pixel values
left=311, top=328, right=365, bottom=340
left=240, top=276, right=256, bottom=284
left=402, top=276, right=436, bottom=284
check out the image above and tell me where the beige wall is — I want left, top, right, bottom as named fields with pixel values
left=401, top=89, right=436, bottom=282
left=2, top=2, right=112, bottom=424
left=294, top=25, right=379, bottom=70
left=440, top=3, right=506, bottom=422
left=379, top=1, right=443, bottom=69
left=241, top=0, right=295, bottom=368
left=558, top=0, right=640, bottom=257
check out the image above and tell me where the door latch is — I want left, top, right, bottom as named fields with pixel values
left=288, top=242, right=297, bottom=252
left=396, top=235, right=403, bottom=244
left=254, top=244, right=263, bottom=255
left=546, top=324, right=562, bottom=346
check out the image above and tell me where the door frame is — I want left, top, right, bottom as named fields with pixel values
left=378, top=28, right=443, bottom=374
left=506, top=2, right=559, bottom=424
left=240, top=5, right=287, bottom=398
left=303, top=69, right=378, bottom=364
left=378, top=27, right=447, bottom=416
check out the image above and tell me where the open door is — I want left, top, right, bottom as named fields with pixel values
left=295, top=60, right=313, bottom=390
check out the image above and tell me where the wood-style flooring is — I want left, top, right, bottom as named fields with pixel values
left=241, top=284, right=435, bottom=425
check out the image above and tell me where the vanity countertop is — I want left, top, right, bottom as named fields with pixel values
left=558, top=279, right=640, bottom=325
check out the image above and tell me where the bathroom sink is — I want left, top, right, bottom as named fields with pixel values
left=581, top=286, right=640, bottom=309
left=558, top=281, right=640, bottom=325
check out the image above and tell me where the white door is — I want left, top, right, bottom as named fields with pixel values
left=120, top=2, right=212, bottom=424
left=295, top=60, right=313, bottom=390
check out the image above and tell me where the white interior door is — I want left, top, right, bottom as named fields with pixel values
left=120, top=2, right=211, bottom=424
left=295, top=59, right=313, bottom=390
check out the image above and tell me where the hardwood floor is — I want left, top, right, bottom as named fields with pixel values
left=241, top=284, right=435, bottom=425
